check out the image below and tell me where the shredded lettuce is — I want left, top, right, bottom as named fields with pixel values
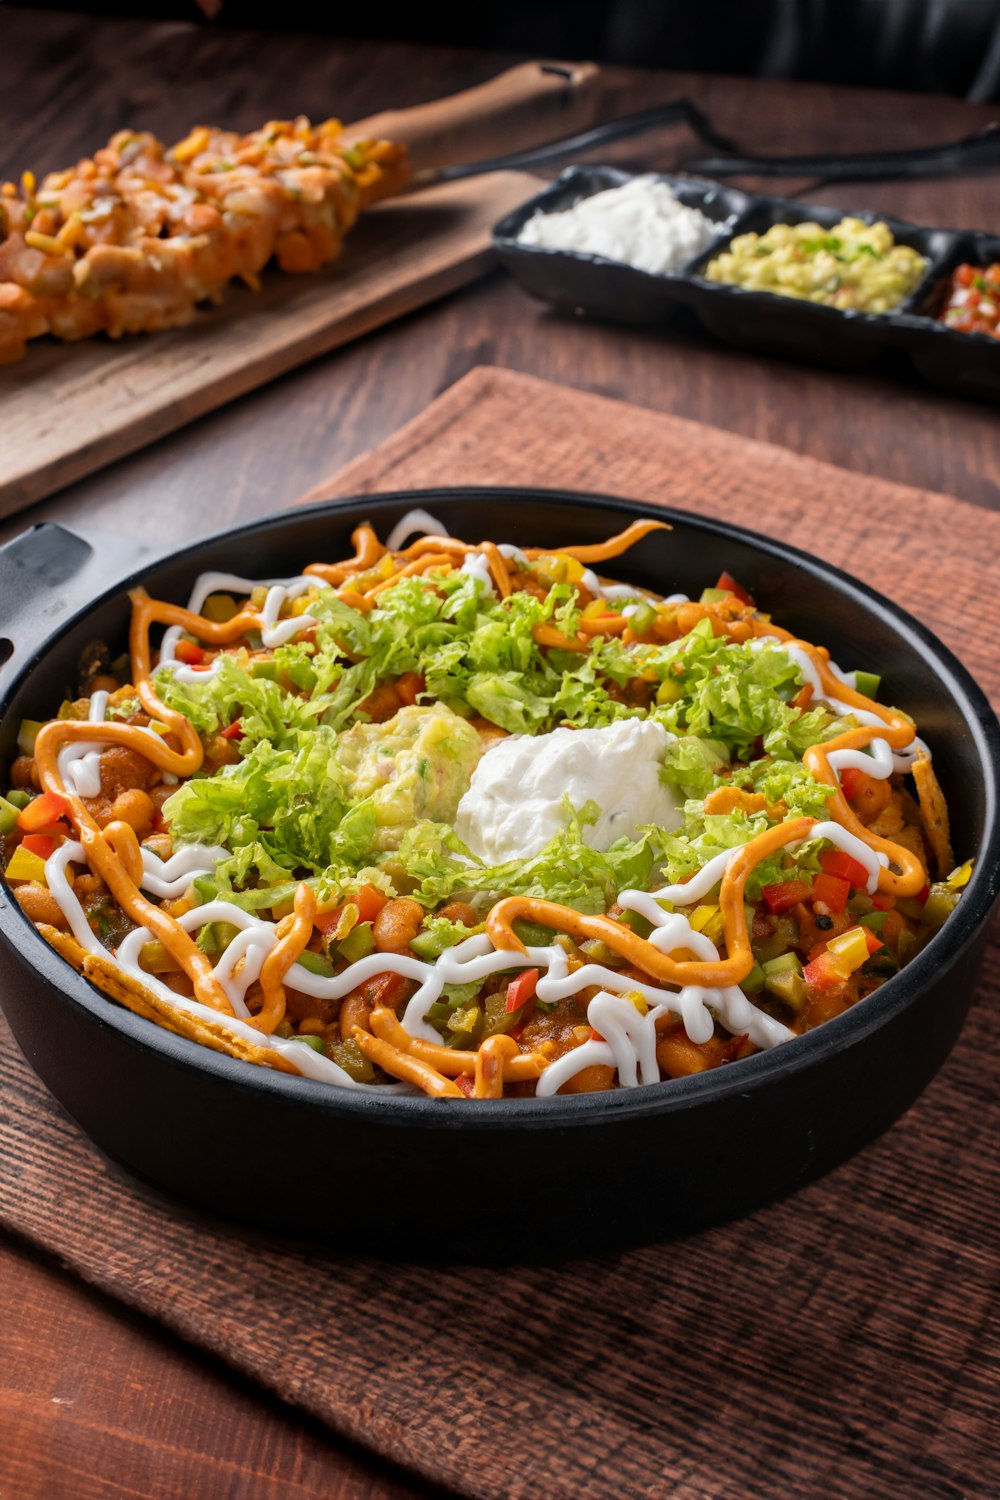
left=649, top=620, right=849, bottom=759
left=157, top=569, right=851, bottom=913
left=395, top=804, right=656, bottom=915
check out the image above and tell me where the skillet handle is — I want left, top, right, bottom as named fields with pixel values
left=0, top=522, right=151, bottom=696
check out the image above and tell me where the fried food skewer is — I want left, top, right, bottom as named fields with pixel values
left=0, top=117, right=409, bottom=363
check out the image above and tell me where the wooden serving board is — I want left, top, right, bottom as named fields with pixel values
left=0, top=171, right=539, bottom=519
left=1, top=370, right=997, bottom=1500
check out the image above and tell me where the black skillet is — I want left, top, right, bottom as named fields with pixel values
left=0, top=489, right=997, bottom=1260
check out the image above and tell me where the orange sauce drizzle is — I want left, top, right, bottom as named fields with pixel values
left=255, top=883, right=317, bottom=1034
left=486, top=817, right=817, bottom=987
left=750, top=620, right=925, bottom=897
left=367, top=1006, right=547, bottom=1091
left=22, top=514, right=931, bottom=1095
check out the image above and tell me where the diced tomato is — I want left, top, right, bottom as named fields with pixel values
left=872, top=893, right=895, bottom=911
left=361, top=971, right=410, bottom=1010
left=17, top=791, right=70, bottom=833
left=862, top=928, right=883, bottom=955
left=819, top=848, right=870, bottom=889
left=220, top=719, right=244, bottom=741
left=174, top=639, right=207, bottom=666
left=589, top=1028, right=605, bottom=1043
left=315, top=883, right=388, bottom=936
left=716, top=571, right=753, bottom=606
left=839, top=767, right=863, bottom=801
left=761, top=878, right=813, bottom=914
left=506, top=967, right=539, bottom=1013
left=354, top=884, right=389, bottom=924
left=812, top=872, right=850, bottom=913
left=21, top=832, right=58, bottom=860
left=455, top=1074, right=476, bottom=1097
left=395, top=672, right=424, bottom=707
left=916, top=884, right=930, bottom=906
left=803, top=950, right=847, bottom=993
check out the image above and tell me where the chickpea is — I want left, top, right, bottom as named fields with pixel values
left=89, top=674, right=120, bottom=695
left=149, top=784, right=175, bottom=813
left=109, top=788, right=155, bottom=839
left=14, top=882, right=70, bottom=930
left=372, top=897, right=424, bottom=953
left=202, top=733, right=240, bottom=770
left=339, top=991, right=371, bottom=1039
left=10, top=755, right=38, bottom=790
left=436, top=901, right=479, bottom=928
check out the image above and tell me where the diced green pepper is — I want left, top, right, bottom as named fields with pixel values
left=337, top=921, right=374, bottom=962
left=858, top=911, right=888, bottom=935
left=191, top=876, right=218, bottom=906
left=5, top=789, right=31, bottom=811
left=291, top=1034, right=326, bottom=1053
left=699, top=587, right=730, bottom=605
left=855, top=671, right=881, bottom=701
left=617, top=908, right=653, bottom=940
left=409, top=928, right=453, bottom=960
left=765, top=969, right=808, bottom=1012
left=295, top=949, right=336, bottom=978
left=628, top=602, right=657, bottom=635
left=196, top=921, right=241, bottom=956
left=446, top=1002, right=483, bottom=1049
left=482, top=989, right=522, bottom=1039
left=922, top=888, right=958, bottom=928
left=741, top=963, right=766, bottom=995
left=761, top=952, right=803, bottom=977
left=655, top=677, right=683, bottom=705
left=249, top=659, right=279, bottom=680
left=0, top=796, right=20, bottom=835
left=513, top=918, right=556, bottom=948
left=329, top=1038, right=376, bottom=1082
left=16, top=720, right=43, bottom=755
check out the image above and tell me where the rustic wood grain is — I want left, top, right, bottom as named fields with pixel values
left=0, top=171, right=541, bottom=517
left=0, top=1232, right=430, bottom=1500
left=1, top=367, right=998, bottom=1500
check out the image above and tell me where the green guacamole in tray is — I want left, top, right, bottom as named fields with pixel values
left=704, top=216, right=927, bottom=314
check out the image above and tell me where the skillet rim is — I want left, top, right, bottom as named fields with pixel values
left=0, top=484, right=997, bottom=1129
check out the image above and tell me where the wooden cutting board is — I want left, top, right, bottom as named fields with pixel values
left=0, top=171, right=540, bottom=519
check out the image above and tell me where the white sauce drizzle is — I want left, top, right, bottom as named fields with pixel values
left=58, top=690, right=109, bottom=799
left=37, top=556, right=919, bottom=1098
left=459, top=551, right=496, bottom=593
left=385, top=509, right=451, bottom=551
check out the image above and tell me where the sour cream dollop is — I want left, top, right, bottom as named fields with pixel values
left=517, top=176, right=719, bottom=276
left=454, top=719, right=683, bottom=864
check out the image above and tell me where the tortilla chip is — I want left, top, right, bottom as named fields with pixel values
left=912, top=754, right=954, bottom=878
left=37, top=923, right=89, bottom=973
left=80, top=952, right=297, bottom=1074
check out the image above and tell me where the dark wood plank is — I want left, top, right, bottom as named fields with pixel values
left=0, top=1230, right=431, bottom=1500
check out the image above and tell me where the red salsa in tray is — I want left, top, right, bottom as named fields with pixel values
left=937, top=263, right=1000, bottom=339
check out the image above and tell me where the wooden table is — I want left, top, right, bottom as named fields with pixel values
left=0, top=9, right=997, bottom=1498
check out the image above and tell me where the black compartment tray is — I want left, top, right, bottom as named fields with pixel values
left=492, top=166, right=999, bottom=399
